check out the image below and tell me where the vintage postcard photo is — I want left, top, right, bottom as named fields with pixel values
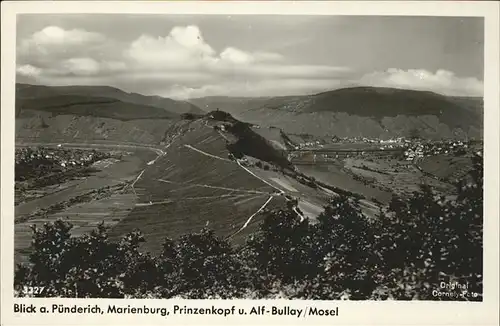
left=1, top=1, right=499, bottom=326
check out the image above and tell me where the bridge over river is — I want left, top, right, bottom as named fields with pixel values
left=287, top=146, right=405, bottom=164
left=286, top=147, right=405, bottom=154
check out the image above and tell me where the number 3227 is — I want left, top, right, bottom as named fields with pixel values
left=22, top=286, right=45, bottom=295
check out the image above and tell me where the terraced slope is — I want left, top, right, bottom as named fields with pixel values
left=108, top=120, right=285, bottom=253
left=16, top=110, right=182, bottom=145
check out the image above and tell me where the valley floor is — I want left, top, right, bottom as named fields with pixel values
left=14, top=129, right=479, bottom=264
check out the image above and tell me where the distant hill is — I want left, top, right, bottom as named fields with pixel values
left=269, top=87, right=481, bottom=124
left=16, top=108, right=182, bottom=146
left=17, top=95, right=179, bottom=121
left=189, top=87, right=483, bottom=140
left=189, top=96, right=272, bottom=115
left=15, top=83, right=484, bottom=143
left=15, top=83, right=195, bottom=145
left=16, top=83, right=204, bottom=116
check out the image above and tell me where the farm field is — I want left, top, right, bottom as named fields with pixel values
left=343, top=157, right=457, bottom=195
left=417, top=155, right=474, bottom=181
left=295, top=163, right=393, bottom=203
left=15, top=192, right=136, bottom=266
left=15, top=150, right=146, bottom=217
left=14, top=144, right=159, bottom=264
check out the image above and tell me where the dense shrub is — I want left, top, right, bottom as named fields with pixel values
left=15, top=155, right=483, bottom=300
left=158, top=229, right=247, bottom=299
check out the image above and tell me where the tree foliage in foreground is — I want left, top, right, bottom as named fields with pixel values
left=15, top=155, right=483, bottom=300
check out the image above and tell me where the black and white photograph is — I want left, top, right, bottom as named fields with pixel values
left=10, top=12, right=488, bottom=301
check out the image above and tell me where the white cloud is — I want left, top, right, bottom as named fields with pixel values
left=125, top=26, right=285, bottom=69
left=17, top=25, right=113, bottom=75
left=358, top=69, right=483, bottom=96
left=61, top=58, right=101, bottom=75
left=30, top=26, right=105, bottom=46
left=123, top=25, right=347, bottom=78
left=17, top=64, right=42, bottom=77
left=220, top=47, right=256, bottom=64
left=18, top=25, right=351, bottom=98
left=125, top=25, right=216, bottom=69
left=18, top=26, right=107, bottom=59
left=17, top=25, right=481, bottom=100
left=219, top=48, right=283, bottom=64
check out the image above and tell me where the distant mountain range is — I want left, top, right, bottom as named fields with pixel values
left=189, top=87, right=483, bottom=140
left=15, top=83, right=483, bottom=141
left=189, top=87, right=483, bottom=117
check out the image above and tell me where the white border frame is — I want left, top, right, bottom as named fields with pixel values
left=2, top=2, right=499, bottom=326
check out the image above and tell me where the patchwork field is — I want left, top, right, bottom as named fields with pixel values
left=417, top=155, right=474, bottom=181
left=295, top=163, right=393, bottom=203
left=14, top=145, right=159, bottom=265
left=15, top=192, right=137, bottom=266
left=343, top=157, right=457, bottom=195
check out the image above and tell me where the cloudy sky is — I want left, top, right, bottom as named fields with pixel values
left=16, top=15, right=484, bottom=99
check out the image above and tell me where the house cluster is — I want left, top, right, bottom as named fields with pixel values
left=329, top=136, right=407, bottom=151
left=330, top=136, right=405, bottom=145
left=327, top=136, right=472, bottom=158
left=403, top=144, right=426, bottom=161
left=16, top=147, right=110, bottom=170
left=332, top=136, right=366, bottom=143
left=403, top=140, right=470, bottom=161
left=294, top=140, right=324, bottom=150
